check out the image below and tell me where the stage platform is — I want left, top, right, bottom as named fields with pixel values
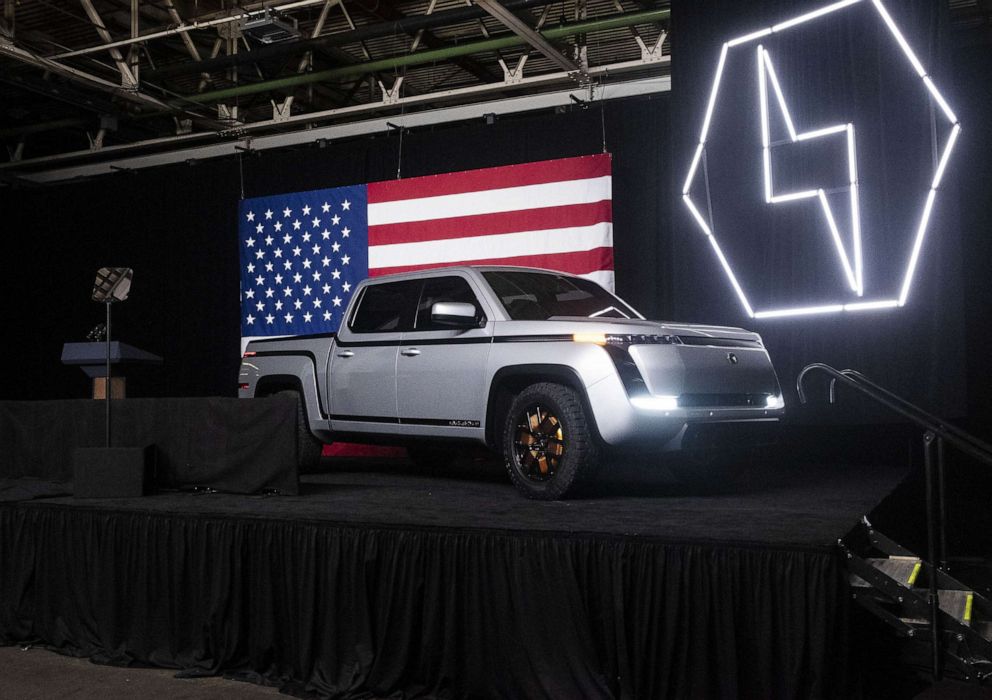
left=0, top=452, right=912, bottom=698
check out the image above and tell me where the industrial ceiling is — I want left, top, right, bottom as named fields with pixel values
left=0, top=0, right=671, bottom=181
left=0, top=0, right=986, bottom=183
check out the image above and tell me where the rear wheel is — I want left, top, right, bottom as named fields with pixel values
left=502, top=382, right=599, bottom=500
left=276, top=390, right=324, bottom=473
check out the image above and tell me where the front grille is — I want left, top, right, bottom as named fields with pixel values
left=678, top=393, right=769, bottom=408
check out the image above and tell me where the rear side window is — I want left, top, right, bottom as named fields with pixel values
left=349, top=280, right=420, bottom=332
left=415, top=276, right=485, bottom=331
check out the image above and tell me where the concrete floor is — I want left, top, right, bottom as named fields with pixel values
left=0, top=645, right=282, bottom=699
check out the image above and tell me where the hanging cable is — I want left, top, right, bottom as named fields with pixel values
left=598, top=79, right=608, bottom=153
left=387, top=117, right=405, bottom=179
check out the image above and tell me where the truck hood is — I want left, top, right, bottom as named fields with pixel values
left=542, top=316, right=764, bottom=345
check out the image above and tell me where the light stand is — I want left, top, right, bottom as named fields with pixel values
left=91, top=267, right=133, bottom=448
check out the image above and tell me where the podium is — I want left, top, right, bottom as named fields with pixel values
left=61, top=341, right=162, bottom=399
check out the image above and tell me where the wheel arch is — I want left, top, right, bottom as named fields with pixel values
left=255, top=374, right=317, bottom=423
left=485, top=365, right=603, bottom=449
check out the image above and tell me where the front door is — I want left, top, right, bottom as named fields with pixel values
left=396, top=275, right=493, bottom=431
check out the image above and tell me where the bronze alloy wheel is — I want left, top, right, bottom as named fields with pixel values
left=502, top=382, right=599, bottom=500
left=512, top=404, right=566, bottom=482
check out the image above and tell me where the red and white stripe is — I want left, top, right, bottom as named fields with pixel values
left=366, top=154, right=614, bottom=290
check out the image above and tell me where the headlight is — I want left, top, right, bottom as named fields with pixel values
left=630, top=395, right=679, bottom=411
left=766, top=394, right=785, bottom=409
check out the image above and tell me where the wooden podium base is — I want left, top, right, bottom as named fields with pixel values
left=92, top=377, right=126, bottom=400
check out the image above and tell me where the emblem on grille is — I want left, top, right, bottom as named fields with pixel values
left=727, top=352, right=739, bottom=365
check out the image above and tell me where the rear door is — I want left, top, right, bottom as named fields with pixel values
left=329, top=279, right=420, bottom=425
left=396, top=275, right=493, bottom=431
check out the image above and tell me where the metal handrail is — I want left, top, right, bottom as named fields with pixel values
left=798, top=363, right=992, bottom=467
left=797, top=361, right=992, bottom=682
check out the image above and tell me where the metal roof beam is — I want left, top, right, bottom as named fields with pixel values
left=178, top=8, right=668, bottom=105
left=140, top=0, right=554, bottom=81
left=473, top=0, right=583, bottom=78
left=78, top=0, right=139, bottom=87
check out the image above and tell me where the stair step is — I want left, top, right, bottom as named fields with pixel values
left=867, top=556, right=921, bottom=587
left=898, top=591, right=975, bottom=626
left=939, top=590, right=974, bottom=625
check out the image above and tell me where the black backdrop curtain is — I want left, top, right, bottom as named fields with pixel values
left=0, top=97, right=672, bottom=403
left=0, top=504, right=854, bottom=698
left=670, top=0, right=967, bottom=420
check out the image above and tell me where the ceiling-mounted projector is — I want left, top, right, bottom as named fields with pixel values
left=243, top=9, right=301, bottom=44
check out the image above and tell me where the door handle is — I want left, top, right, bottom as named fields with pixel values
left=400, top=348, right=421, bottom=357
left=336, top=350, right=355, bottom=358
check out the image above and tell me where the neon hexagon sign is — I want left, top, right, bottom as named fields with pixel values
left=681, top=0, right=961, bottom=319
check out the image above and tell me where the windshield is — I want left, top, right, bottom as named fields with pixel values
left=482, top=270, right=641, bottom=321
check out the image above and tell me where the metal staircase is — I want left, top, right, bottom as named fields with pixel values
left=798, top=364, right=992, bottom=683
left=842, top=518, right=992, bottom=682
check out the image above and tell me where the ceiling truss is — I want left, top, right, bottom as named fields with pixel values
left=0, top=0, right=671, bottom=180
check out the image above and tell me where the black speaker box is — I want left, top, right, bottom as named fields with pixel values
left=73, top=446, right=156, bottom=498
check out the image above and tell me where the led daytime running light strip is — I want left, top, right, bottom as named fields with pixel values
left=681, top=0, right=960, bottom=319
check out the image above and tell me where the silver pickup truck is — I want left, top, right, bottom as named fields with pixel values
left=239, top=266, right=784, bottom=499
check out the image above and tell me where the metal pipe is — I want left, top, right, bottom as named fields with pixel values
left=180, top=8, right=669, bottom=105
left=2, top=73, right=668, bottom=177
left=0, top=41, right=171, bottom=110
left=937, top=436, right=948, bottom=570
left=0, top=117, right=89, bottom=139
left=50, top=0, right=335, bottom=61
left=143, top=0, right=556, bottom=80
left=923, top=432, right=943, bottom=681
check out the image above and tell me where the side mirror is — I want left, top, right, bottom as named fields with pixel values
left=431, top=301, right=480, bottom=328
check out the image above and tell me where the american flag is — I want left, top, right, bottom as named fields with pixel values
left=239, top=153, right=613, bottom=341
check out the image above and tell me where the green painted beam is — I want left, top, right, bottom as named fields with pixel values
left=177, top=8, right=669, bottom=106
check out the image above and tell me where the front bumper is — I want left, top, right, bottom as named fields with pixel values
left=585, top=370, right=785, bottom=445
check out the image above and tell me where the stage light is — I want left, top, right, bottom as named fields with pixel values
left=682, top=194, right=713, bottom=236
left=681, top=0, right=959, bottom=319
left=683, top=143, right=705, bottom=195
left=699, top=43, right=729, bottom=145
left=931, top=123, right=961, bottom=190
left=727, top=28, right=772, bottom=48
left=817, top=189, right=859, bottom=292
left=761, top=47, right=798, bottom=141
left=796, top=124, right=848, bottom=141
left=899, top=188, right=937, bottom=306
left=631, top=395, right=679, bottom=411
left=754, top=305, right=844, bottom=319
left=870, top=0, right=925, bottom=77
left=843, top=299, right=899, bottom=311
left=770, top=0, right=862, bottom=33
left=706, top=235, right=755, bottom=317
left=769, top=190, right=819, bottom=204
left=922, top=77, right=958, bottom=124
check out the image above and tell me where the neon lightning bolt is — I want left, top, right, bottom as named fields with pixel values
left=758, top=45, right=863, bottom=296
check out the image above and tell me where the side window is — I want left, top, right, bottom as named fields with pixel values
left=415, top=276, right=485, bottom=331
left=349, top=280, right=420, bottom=333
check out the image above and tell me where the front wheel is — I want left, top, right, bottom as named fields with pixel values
left=501, top=382, right=599, bottom=500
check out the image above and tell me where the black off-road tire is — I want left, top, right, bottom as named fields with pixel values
left=501, top=382, right=599, bottom=500
left=276, top=390, right=324, bottom=473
